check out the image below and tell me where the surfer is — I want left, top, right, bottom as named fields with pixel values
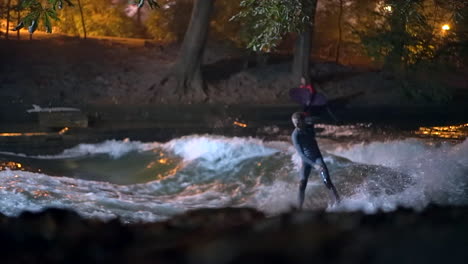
left=291, top=111, right=340, bottom=210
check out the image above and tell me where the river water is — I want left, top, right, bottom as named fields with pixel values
left=0, top=123, right=467, bottom=223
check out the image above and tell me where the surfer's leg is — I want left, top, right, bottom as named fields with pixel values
left=298, top=161, right=311, bottom=210
left=315, top=158, right=341, bottom=203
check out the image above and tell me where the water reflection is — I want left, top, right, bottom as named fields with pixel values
left=0, top=161, right=25, bottom=171
left=0, top=127, right=69, bottom=137
left=0, top=151, right=182, bottom=185
left=415, top=123, right=468, bottom=139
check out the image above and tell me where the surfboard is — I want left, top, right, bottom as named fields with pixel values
left=289, top=88, right=328, bottom=106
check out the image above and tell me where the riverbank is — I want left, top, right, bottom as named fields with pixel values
left=1, top=35, right=467, bottom=148
left=1, top=35, right=467, bottom=107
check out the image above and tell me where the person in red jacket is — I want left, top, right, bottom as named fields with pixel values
left=300, top=77, right=316, bottom=94
left=290, top=76, right=339, bottom=122
left=290, top=77, right=326, bottom=109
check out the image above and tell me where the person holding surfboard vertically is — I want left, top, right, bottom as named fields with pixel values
left=299, top=77, right=316, bottom=109
left=290, top=77, right=326, bottom=109
left=291, top=111, right=340, bottom=210
left=290, top=77, right=340, bottom=123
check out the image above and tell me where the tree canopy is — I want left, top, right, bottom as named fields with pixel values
left=8, top=0, right=468, bottom=71
left=13, top=0, right=159, bottom=34
left=231, top=0, right=315, bottom=52
left=354, top=0, right=467, bottom=70
left=55, top=0, right=142, bottom=38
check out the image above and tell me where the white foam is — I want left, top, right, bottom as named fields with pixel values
left=329, top=138, right=468, bottom=210
left=162, top=135, right=279, bottom=170
left=329, top=138, right=430, bottom=167
left=315, top=123, right=372, bottom=137
left=249, top=180, right=297, bottom=214
left=35, top=139, right=160, bottom=159
left=0, top=169, right=182, bottom=222
left=5, top=135, right=281, bottom=163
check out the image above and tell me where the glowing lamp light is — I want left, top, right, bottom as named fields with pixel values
left=58, top=127, right=69, bottom=135
left=442, top=24, right=450, bottom=31
left=233, top=121, right=248, bottom=128
left=384, top=5, right=392, bottom=12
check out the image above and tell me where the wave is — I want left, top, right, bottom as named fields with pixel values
left=0, top=135, right=466, bottom=223
left=162, top=135, right=280, bottom=170
left=329, top=138, right=468, bottom=213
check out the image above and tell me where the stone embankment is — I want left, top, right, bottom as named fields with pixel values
left=1, top=205, right=467, bottom=264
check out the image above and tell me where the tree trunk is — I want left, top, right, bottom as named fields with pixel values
left=292, top=25, right=311, bottom=82
left=16, top=0, right=20, bottom=40
left=292, top=0, right=318, bottom=83
left=172, top=0, right=214, bottom=100
left=6, top=0, right=12, bottom=39
left=137, top=6, right=142, bottom=26
left=336, top=0, right=343, bottom=64
left=384, top=1, right=415, bottom=73
left=77, top=0, right=87, bottom=39
left=385, top=18, right=406, bottom=73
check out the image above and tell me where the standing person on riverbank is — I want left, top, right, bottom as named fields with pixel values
left=299, top=77, right=318, bottom=111
left=291, top=111, right=340, bottom=210
left=290, top=77, right=340, bottom=123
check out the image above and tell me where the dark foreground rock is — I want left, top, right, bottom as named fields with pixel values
left=1, top=205, right=467, bottom=264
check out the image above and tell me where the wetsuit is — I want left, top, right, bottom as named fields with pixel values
left=291, top=126, right=340, bottom=209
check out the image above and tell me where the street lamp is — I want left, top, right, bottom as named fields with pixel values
left=442, top=24, right=450, bottom=31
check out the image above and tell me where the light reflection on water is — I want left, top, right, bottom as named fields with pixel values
left=415, top=123, right=468, bottom=139
left=0, top=152, right=183, bottom=185
left=0, top=127, right=69, bottom=137
left=0, top=161, right=27, bottom=171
